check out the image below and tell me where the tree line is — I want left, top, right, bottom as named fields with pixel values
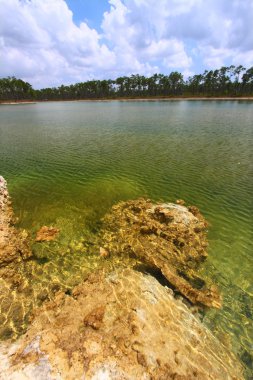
left=1, top=65, right=253, bottom=101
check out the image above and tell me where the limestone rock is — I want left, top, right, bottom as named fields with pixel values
left=36, top=226, right=60, bottom=242
left=99, top=247, right=109, bottom=258
left=0, top=176, right=34, bottom=339
left=100, top=199, right=221, bottom=308
left=0, top=176, right=31, bottom=267
left=0, top=179, right=244, bottom=379
left=0, top=269, right=243, bottom=380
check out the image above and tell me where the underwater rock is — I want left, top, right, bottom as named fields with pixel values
left=100, top=199, right=221, bottom=308
left=36, top=226, right=60, bottom=242
left=0, top=176, right=34, bottom=339
left=0, top=176, right=31, bottom=267
left=0, top=178, right=245, bottom=378
left=0, top=269, right=243, bottom=380
left=99, top=247, right=109, bottom=258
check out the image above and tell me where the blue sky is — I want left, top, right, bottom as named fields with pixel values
left=0, top=0, right=252, bottom=88
left=66, top=0, right=110, bottom=31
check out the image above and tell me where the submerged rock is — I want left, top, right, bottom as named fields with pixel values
left=0, top=269, right=243, bottom=379
left=100, top=199, right=221, bottom=308
left=36, top=226, right=60, bottom=242
left=99, top=246, right=109, bottom=258
left=0, top=176, right=31, bottom=267
left=0, top=177, right=244, bottom=378
left=0, top=177, right=34, bottom=339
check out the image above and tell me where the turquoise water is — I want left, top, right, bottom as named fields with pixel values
left=0, top=100, right=252, bottom=375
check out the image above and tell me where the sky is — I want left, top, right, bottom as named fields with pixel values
left=0, top=0, right=253, bottom=89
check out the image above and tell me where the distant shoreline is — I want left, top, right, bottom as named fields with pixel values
left=0, top=101, right=36, bottom=105
left=1, top=96, right=253, bottom=105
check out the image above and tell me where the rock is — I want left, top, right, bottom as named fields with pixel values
left=0, top=176, right=32, bottom=267
left=83, top=305, right=105, bottom=330
left=176, top=199, right=185, bottom=205
left=0, top=179, right=245, bottom=378
left=99, top=247, right=109, bottom=258
left=37, top=290, right=49, bottom=302
left=35, top=226, right=60, bottom=242
left=0, top=269, right=243, bottom=379
left=100, top=199, right=221, bottom=308
left=0, top=176, right=34, bottom=339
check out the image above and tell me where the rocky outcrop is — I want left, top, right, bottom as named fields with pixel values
left=0, top=269, right=243, bottom=380
left=0, top=178, right=245, bottom=378
left=100, top=199, right=221, bottom=308
left=0, top=176, right=31, bottom=267
left=0, top=177, right=33, bottom=339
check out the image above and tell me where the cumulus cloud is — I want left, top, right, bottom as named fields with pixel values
left=0, top=0, right=115, bottom=87
left=102, top=0, right=192, bottom=75
left=0, top=0, right=252, bottom=87
left=168, top=0, right=253, bottom=69
left=104, top=0, right=253, bottom=72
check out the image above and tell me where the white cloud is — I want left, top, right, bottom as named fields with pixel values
left=0, top=0, right=252, bottom=87
left=102, top=0, right=253, bottom=77
left=102, top=0, right=192, bottom=74
left=179, top=0, right=253, bottom=69
left=0, top=0, right=115, bottom=87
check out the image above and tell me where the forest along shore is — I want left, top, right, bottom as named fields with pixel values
left=0, top=65, right=253, bottom=103
left=0, top=101, right=36, bottom=105
left=0, top=176, right=245, bottom=379
left=1, top=97, right=253, bottom=105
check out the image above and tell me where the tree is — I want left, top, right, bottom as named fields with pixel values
left=1, top=65, right=253, bottom=101
left=168, top=72, right=184, bottom=95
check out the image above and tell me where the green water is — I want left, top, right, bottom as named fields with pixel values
left=0, top=100, right=253, bottom=375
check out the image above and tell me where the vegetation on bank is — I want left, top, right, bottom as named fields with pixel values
left=0, top=65, right=253, bottom=101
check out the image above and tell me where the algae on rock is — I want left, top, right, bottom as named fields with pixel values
left=0, top=269, right=243, bottom=380
left=0, top=176, right=244, bottom=379
left=0, top=176, right=31, bottom=268
left=99, top=198, right=221, bottom=308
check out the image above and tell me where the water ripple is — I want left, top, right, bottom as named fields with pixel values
left=0, top=100, right=253, bottom=377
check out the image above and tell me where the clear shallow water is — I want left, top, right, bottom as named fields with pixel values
left=0, top=100, right=253, bottom=375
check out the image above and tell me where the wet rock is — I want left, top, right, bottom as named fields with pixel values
left=10, top=304, right=24, bottom=327
left=0, top=179, right=245, bottom=378
left=0, top=176, right=31, bottom=267
left=50, top=283, right=61, bottom=294
left=0, top=327, right=14, bottom=341
left=100, top=199, right=221, bottom=308
left=99, top=247, right=109, bottom=258
left=0, top=269, right=243, bottom=379
left=83, top=305, right=105, bottom=330
left=37, top=290, right=49, bottom=302
left=35, top=226, right=60, bottom=242
left=0, top=177, right=33, bottom=339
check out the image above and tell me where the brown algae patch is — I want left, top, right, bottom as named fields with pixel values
left=35, top=226, right=60, bottom=242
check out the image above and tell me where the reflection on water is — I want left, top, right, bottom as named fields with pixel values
left=0, top=100, right=252, bottom=377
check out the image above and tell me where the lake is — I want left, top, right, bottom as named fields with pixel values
left=0, top=100, right=252, bottom=376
